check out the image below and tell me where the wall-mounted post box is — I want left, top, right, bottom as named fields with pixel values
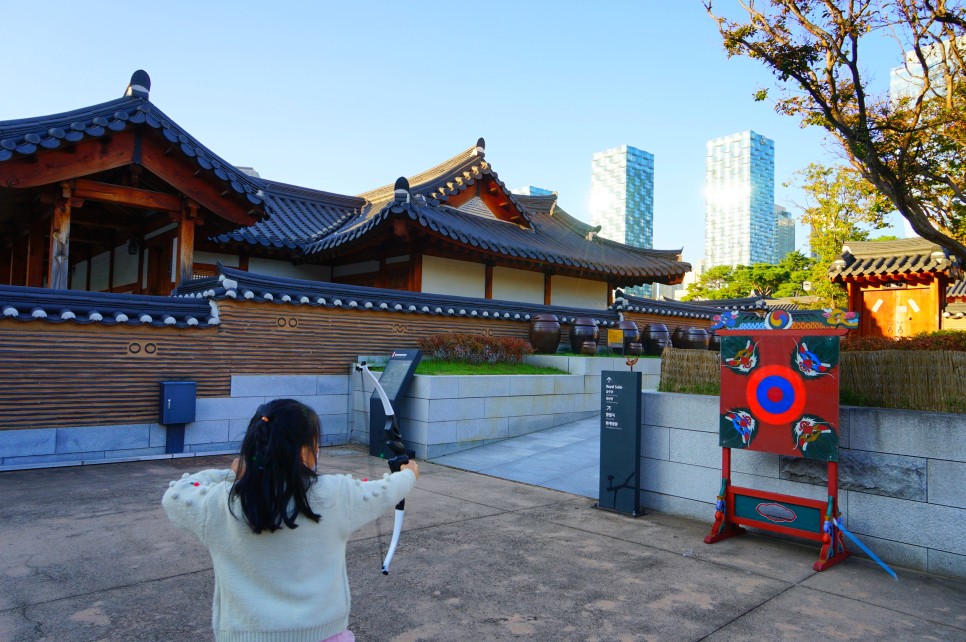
left=160, top=381, right=196, bottom=454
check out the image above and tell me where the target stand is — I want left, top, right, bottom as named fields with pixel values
left=704, top=309, right=857, bottom=572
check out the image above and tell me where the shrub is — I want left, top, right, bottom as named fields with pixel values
left=417, top=333, right=534, bottom=365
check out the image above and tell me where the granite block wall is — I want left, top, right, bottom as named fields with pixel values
left=0, top=374, right=351, bottom=470
left=350, top=368, right=598, bottom=458
left=640, top=391, right=966, bottom=580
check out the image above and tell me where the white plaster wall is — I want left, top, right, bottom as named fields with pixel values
left=195, top=251, right=239, bottom=268
left=89, top=252, right=110, bottom=292
left=70, top=262, right=87, bottom=290
left=113, top=246, right=138, bottom=288
left=332, top=260, right=379, bottom=277
left=421, top=256, right=485, bottom=298
left=492, top=266, right=544, bottom=304
left=551, top=275, right=608, bottom=309
left=247, top=258, right=331, bottom=281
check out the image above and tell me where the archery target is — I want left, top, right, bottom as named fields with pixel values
left=746, top=364, right=805, bottom=424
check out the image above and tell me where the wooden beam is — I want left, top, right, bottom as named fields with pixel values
left=47, top=182, right=72, bottom=289
left=544, top=273, right=552, bottom=305
left=0, top=132, right=135, bottom=189
left=73, top=178, right=182, bottom=211
left=485, top=264, right=493, bottom=299
left=176, top=202, right=197, bottom=286
left=140, top=136, right=256, bottom=226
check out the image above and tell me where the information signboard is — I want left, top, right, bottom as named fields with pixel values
left=597, top=370, right=642, bottom=516
left=368, top=349, right=422, bottom=456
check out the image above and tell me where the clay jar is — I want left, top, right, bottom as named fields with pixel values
left=681, top=327, right=710, bottom=350
left=707, top=329, right=721, bottom=352
left=618, top=320, right=640, bottom=353
left=671, top=326, right=688, bottom=348
left=569, top=317, right=599, bottom=354
left=529, top=314, right=561, bottom=354
left=642, top=323, right=671, bottom=356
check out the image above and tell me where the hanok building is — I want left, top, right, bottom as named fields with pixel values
left=828, top=237, right=961, bottom=338
left=0, top=71, right=694, bottom=465
left=0, top=71, right=688, bottom=308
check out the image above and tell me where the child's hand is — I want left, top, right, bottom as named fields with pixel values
left=231, top=458, right=244, bottom=477
left=400, top=461, right=419, bottom=480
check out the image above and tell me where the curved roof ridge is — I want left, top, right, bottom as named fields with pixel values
left=357, top=142, right=483, bottom=204
left=261, top=179, right=366, bottom=208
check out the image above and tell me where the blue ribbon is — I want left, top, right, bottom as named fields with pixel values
left=834, top=518, right=898, bottom=581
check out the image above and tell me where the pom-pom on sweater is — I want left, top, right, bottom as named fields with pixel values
left=162, top=468, right=415, bottom=642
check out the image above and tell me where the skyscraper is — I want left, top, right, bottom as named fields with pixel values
left=511, top=185, right=554, bottom=196
left=774, top=205, right=795, bottom=261
left=704, top=131, right=775, bottom=267
left=590, top=145, right=654, bottom=296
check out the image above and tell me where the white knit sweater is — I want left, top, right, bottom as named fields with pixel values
left=162, top=467, right=415, bottom=642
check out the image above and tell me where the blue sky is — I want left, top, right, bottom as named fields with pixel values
left=1, top=1, right=907, bottom=265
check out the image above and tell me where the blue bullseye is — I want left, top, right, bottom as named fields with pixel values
left=756, top=375, right=794, bottom=414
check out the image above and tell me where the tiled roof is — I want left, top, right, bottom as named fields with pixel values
left=944, top=302, right=966, bottom=318
left=0, top=75, right=262, bottom=207
left=611, top=291, right=771, bottom=320
left=829, top=238, right=957, bottom=280
left=948, top=279, right=966, bottom=300
left=0, top=285, right=218, bottom=327
left=357, top=139, right=531, bottom=225
left=300, top=191, right=689, bottom=283
left=176, top=265, right=624, bottom=327
left=213, top=180, right=363, bottom=249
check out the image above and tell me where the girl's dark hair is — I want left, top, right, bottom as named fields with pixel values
left=229, top=398, right=322, bottom=533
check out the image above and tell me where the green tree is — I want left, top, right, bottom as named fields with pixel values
left=789, top=163, right=893, bottom=306
left=683, top=264, right=739, bottom=300
left=704, top=1, right=966, bottom=258
left=683, top=252, right=816, bottom=301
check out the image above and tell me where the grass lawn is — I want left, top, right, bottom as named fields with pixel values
left=414, top=361, right=567, bottom=375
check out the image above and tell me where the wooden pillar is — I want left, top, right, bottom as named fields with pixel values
left=238, top=252, right=249, bottom=272
left=176, top=201, right=197, bottom=287
left=544, top=273, right=552, bottom=305
left=409, top=253, right=422, bottom=292
left=85, top=245, right=93, bottom=291
left=484, top=264, right=493, bottom=299
left=607, top=282, right=615, bottom=307
left=47, top=182, right=72, bottom=289
left=26, top=219, right=47, bottom=288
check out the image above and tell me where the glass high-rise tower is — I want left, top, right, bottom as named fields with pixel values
left=774, top=205, right=795, bottom=261
left=590, top=145, right=654, bottom=296
left=704, top=131, right=775, bottom=267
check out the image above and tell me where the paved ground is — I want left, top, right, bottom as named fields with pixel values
left=432, top=416, right=600, bottom=498
left=1, top=433, right=965, bottom=641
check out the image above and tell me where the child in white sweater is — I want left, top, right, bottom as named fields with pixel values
left=163, top=398, right=418, bottom=642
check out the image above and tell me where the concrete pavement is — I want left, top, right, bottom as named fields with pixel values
left=1, top=443, right=964, bottom=641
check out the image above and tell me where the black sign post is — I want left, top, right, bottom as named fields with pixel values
left=368, top=349, right=422, bottom=456
left=597, top=370, right=643, bottom=516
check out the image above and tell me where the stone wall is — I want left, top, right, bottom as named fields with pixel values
left=350, top=356, right=661, bottom=458
left=0, top=374, right=351, bottom=470
left=640, top=391, right=966, bottom=580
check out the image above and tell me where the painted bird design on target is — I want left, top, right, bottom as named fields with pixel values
left=723, top=340, right=759, bottom=374
left=795, top=341, right=831, bottom=378
left=724, top=409, right=757, bottom=446
left=792, top=415, right=838, bottom=460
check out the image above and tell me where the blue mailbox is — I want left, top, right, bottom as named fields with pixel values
left=160, top=381, right=196, bottom=454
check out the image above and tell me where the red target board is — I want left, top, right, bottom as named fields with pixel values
left=719, top=329, right=844, bottom=461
